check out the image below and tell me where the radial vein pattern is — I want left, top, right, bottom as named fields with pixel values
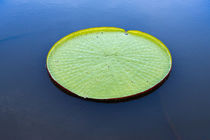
left=47, top=27, right=172, bottom=99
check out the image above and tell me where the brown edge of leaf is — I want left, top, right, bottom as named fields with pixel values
left=46, top=64, right=172, bottom=103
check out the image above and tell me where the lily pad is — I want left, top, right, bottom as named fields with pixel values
left=46, top=27, right=172, bottom=100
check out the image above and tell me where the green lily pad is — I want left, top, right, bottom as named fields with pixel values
left=47, top=27, right=172, bottom=100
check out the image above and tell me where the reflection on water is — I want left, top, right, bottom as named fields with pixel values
left=0, top=0, right=210, bottom=139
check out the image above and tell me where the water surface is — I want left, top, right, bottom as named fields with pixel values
left=0, top=0, right=210, bottom=139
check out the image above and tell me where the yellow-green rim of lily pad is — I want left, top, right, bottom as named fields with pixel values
left=46, top=27, right=172, bottom=100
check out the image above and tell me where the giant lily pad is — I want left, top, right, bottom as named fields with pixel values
left=47, top=27, right=172, bottom=100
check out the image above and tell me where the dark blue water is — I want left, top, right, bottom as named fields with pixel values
left=0, top=0, right=210, bottom=139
